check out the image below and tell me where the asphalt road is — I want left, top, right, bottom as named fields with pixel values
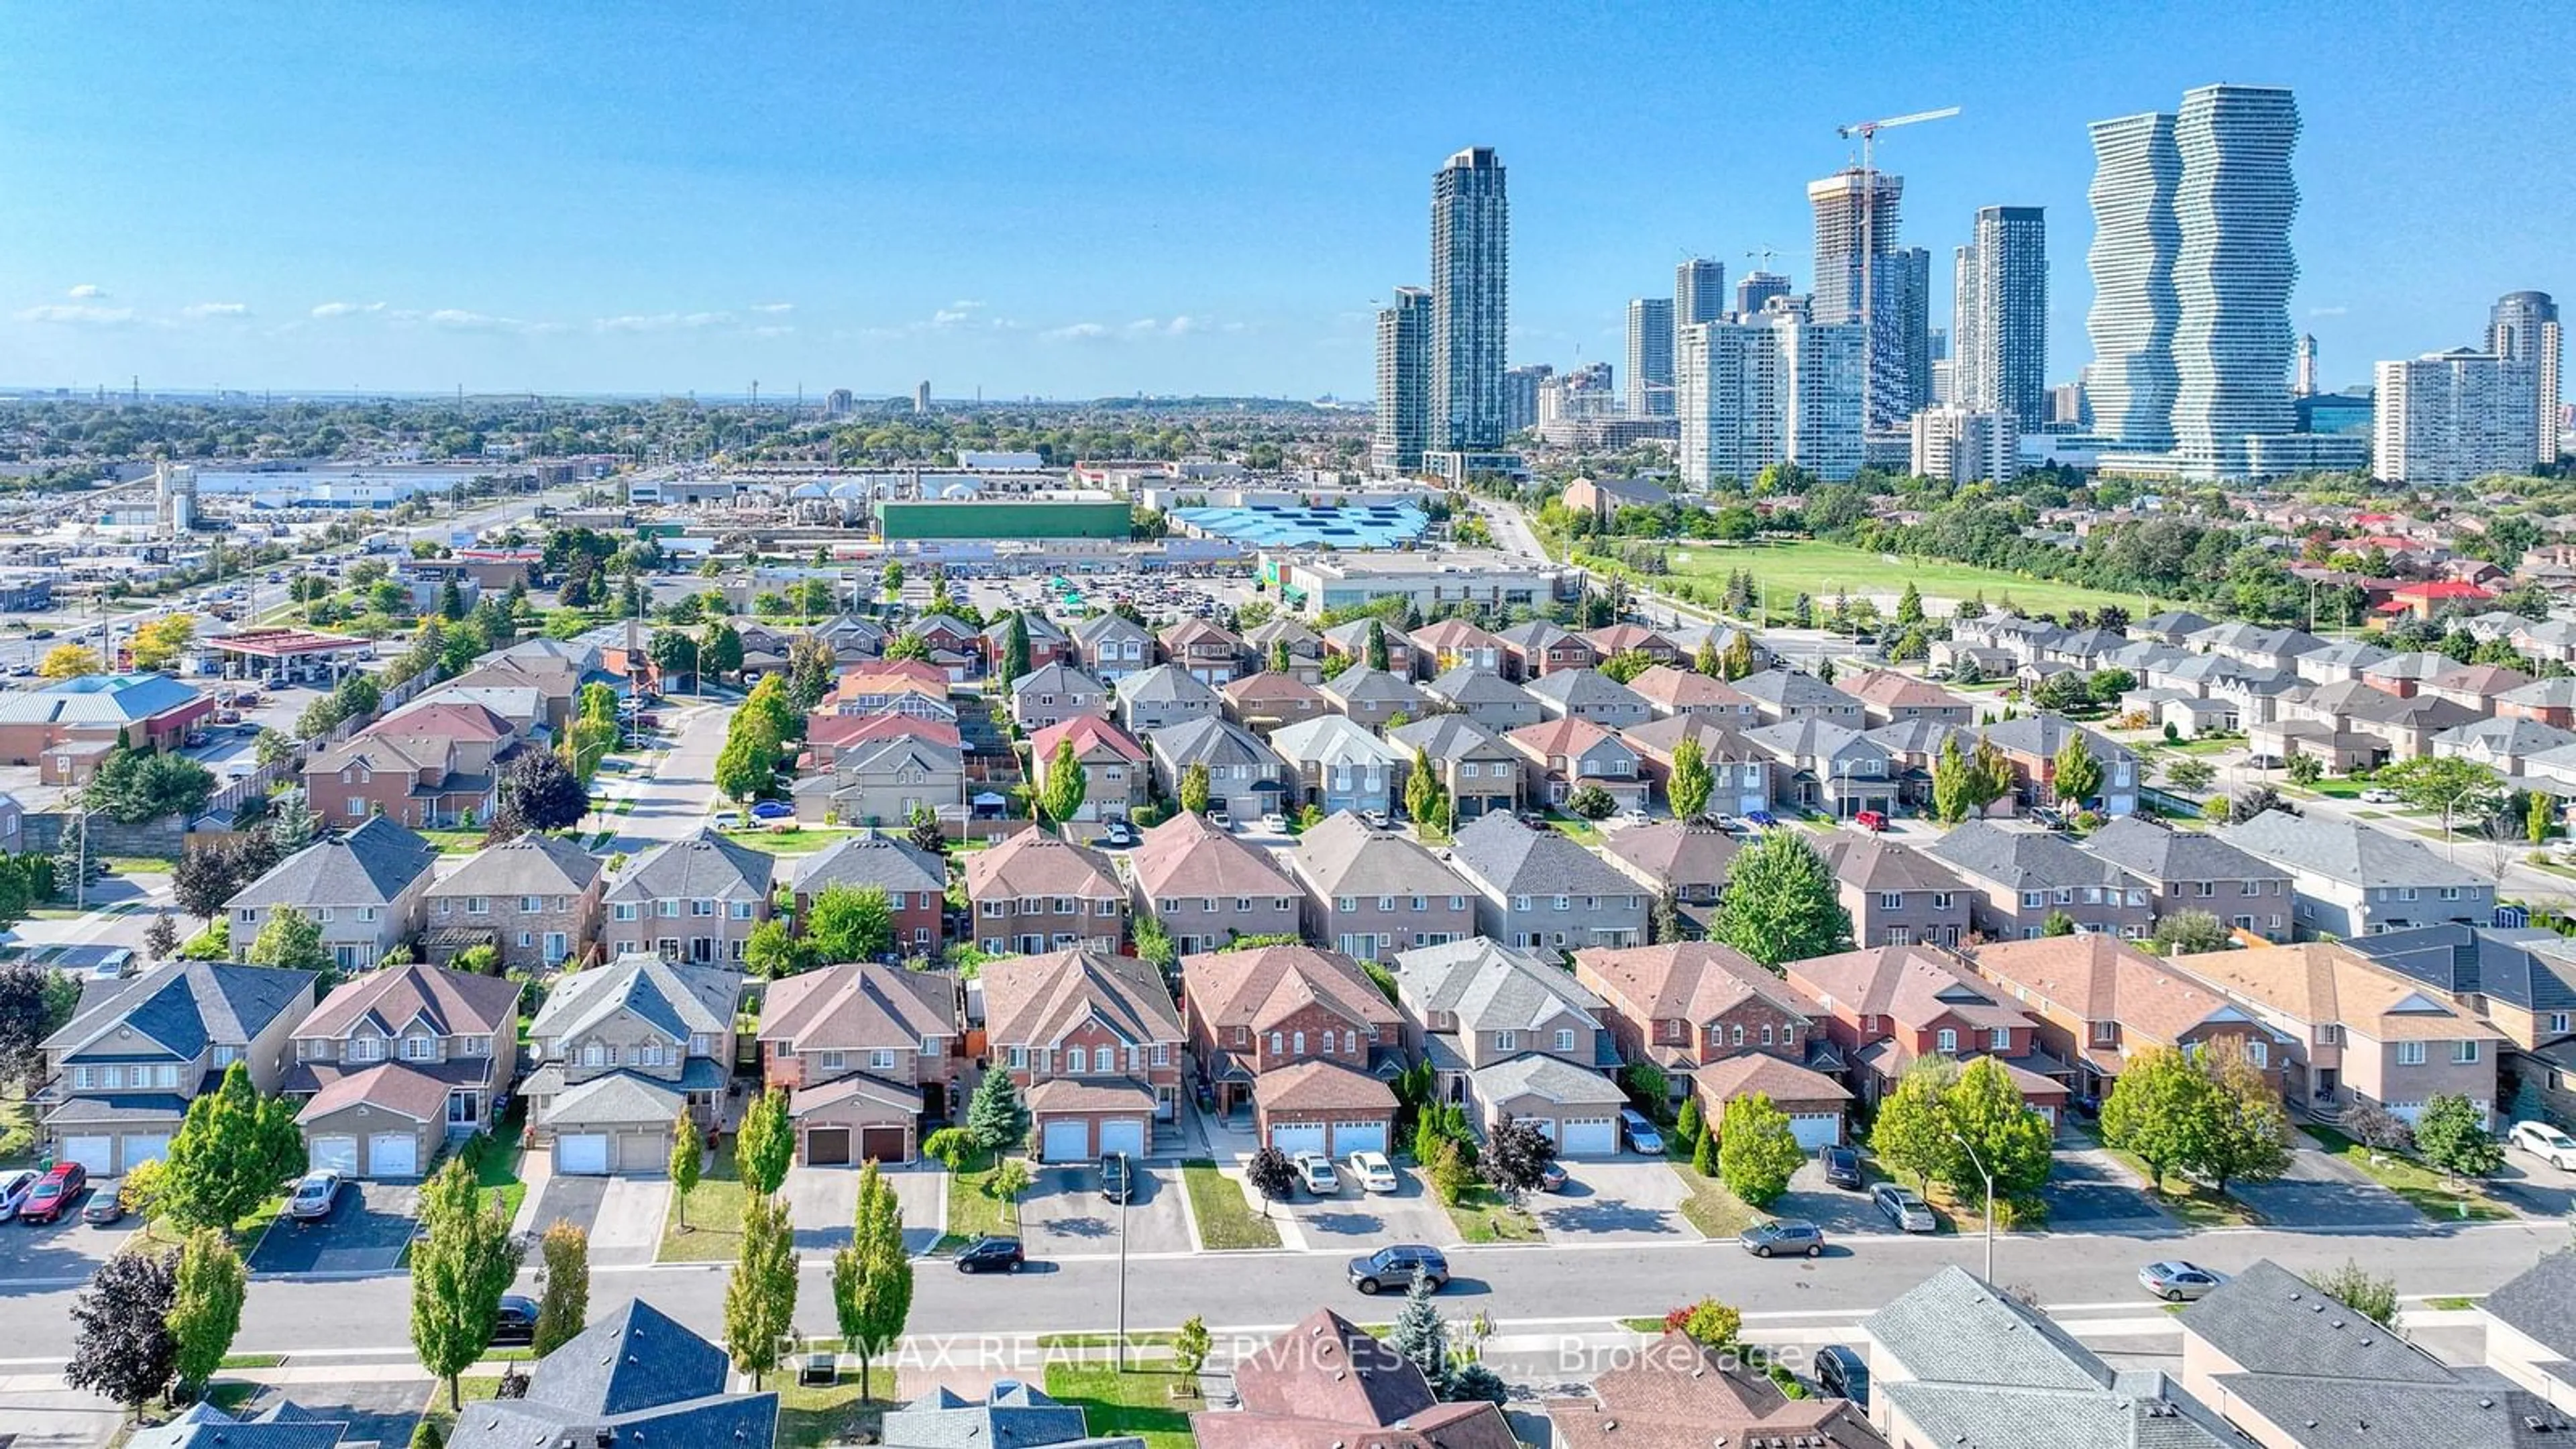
left=596, top=698, right=729, bottom=853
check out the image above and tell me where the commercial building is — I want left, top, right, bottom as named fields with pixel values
left=877, top=497, right=1130, bottom=541
left=1675, top=306, right=1866, bottom=487
left=1430, top=146, right=1509, bottom=455
left=1951, top=206, right=2048, bottom=428
left=1624, top=297, right=1674, bottom=418
left=1371, top=286, right=1433, bottom=474
left=1909, top=406, right=2019, bottom=484
left=2375, top=348, right=2540, bottom=486
left=1271, top=549, right=1568, bottom=620
left=1503, top=363, right=1551, bottom=435
left=1734, top=270, right=1792, bottom=317
left=1809, top=167, right=1923, bottom=428
left=2487, top=289, right=2563, bottom=466
left=1675, top=257, right=1726, bottom=327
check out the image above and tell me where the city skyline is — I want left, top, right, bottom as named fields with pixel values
left=4, top=4, right=2570, bottom=399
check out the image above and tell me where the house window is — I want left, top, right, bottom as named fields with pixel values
left=2094, top=1021, right=2116, bottom=1044
left=870, top=1049, right=897, bottom=1071
left=582, top=1042, right=605, bottom=1067
left=466, top=896, right=490, bottom=915
left=520, top=896, right=542, bottom=913
left=731, top=902, right=755, bottom=920
left=2020, top=891, right=2046, bottom=909
left=2553, top=1013, right=2572, bottom=1035
left=1880, top=893, right=1902, bottom=910
left=2396, top=1040, right=2428, bottom=1065
left=689, top=1033, right=711, bottom=1057
left=1990, top=1027, right=2010, bottom=1051
left=1932, top=894, right=1953, bottom=910
left=403, top=1035, right=435, bottom=1062
left=1496, top=1030, right=1518, bottom=1052
left=1269, top=1031, right=1283, bottom=1055
left=1937, top=1028, right=1959, bottom=1055
left=1731, top=1024, right=1746, bottom=1046
left=2454, top=1040, right=2481, bottom=1064
left=1553, top=1028, right=1574, bottom=1052
left=2246, top=1041, right=2269, bottom=1068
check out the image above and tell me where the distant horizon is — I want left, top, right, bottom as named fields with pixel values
left=5, top=4, right=2566, bottom=399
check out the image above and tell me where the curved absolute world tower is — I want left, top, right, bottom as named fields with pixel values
left=2169, top=85, right=2300, bottom=477
left=2085, top=111, right=2180, bottom=451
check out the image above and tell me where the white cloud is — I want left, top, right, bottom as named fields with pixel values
left=422, top=308, right=557, bottom=335
left=1042, top=321, right=1112, bottom=343
left=749, top=302, right=795, bottom=315
left=66, top=284, right=108, bottom=299
left=951, top=299, right=987, bottom=309
left=17, top=304, right=136, bottom=325
left=594, top=311, right=735, bottom=333
left=748, top=325, right=796, bottom=338
left=181, top=302, right=251, bottom=319
left=311, top=301, right=386, bottom=319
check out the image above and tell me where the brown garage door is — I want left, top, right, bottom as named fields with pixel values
left=806, top=1127, right=852, bottom=1166
left=861, top=1126, right=909, bottom=1164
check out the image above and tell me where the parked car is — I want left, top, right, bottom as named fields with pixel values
left=710, top=810, right=744, bottom=830
left=1346, top=1244, right=1448, bottom=1295
left=1819, top=1144, right=1864, bottom=1190
left=2510, top=1120, right=2576, bottom=1171
left=0, top=1169, right=40, bottom=1222
left=1538, top=1161, right=1569, bottom=1193
left=1099, top=820, right=1134, bottom=848
left=1260, top=812, right=1291, bottom=835
left=1739, top=1220, right=1825, bottom=1258
left=1292, top=1152, right=1340, bottom=1195
left=1345, top=1150, right=1399, bottom=1194
left=1872, top=1183, right=1935, bottom=1233
left=488, top=1294, right=540, bottom=1346
left=1617, top=805, right=1650, bottom=824
left=955, top=1236, right=1026, bottom=1274
left=2139, top=1260, right=2222, bottom=1302
left=1814, top=1344, right=1870, bottom=1407
left=1358, top=809, right=1391, bottom=830
left=1618, top=1108, right=1664, bottom=1156
left=1743, top=810, right=1778, bottom=828
left=2359, top=787, right=2400, bottom=804
left=1099, top=1152, right=1134, bottom=1205
left=17, top=1163, right=86, bottom=1224
left=749, top=800, right=795, bottom=822
left=80, top=1188, right=127, bottom=1227
left=2245, top=753, right=2286, bottom=770
left=288, top=1169, right=345, bottom=1222
left=1853, top=809, right=1888, bottom=832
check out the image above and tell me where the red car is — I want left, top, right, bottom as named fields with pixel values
left=19, top=1163, right=86, bottom=1224
left=1854, top=810, right=1889, bottom=832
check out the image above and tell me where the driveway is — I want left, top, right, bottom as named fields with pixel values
left=1019, top=1164, right=1195, bottom=1256
left=784, top=1163, right=949, bottom=1256
left=525, top=1173, right=606, bottom=1241
left=2042, top=1144, right=2175, bottom=1232
left=246, top=1182, right=419, bottom=1276
left=1765, top=1159, right=1900, bottom=1237
left=0, top=1184, right=136, bottom=1285
left=588, top=1177, right=668, bottom=1267
left=1277, top=1169, right=1455, bottom=1248
left=1532, top=1159, right=1698, bottom=1241
left=2225, top=1142, right=2425, bottom=1229
left=2487, top=1152, right=2576, bottom=1218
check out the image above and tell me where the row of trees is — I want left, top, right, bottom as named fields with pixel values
left=714, top=675, right=800, bottom=802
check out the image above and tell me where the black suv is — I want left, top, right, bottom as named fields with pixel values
left=1820, top=1144, right=1864, bottom=1190
left=489, top=1294, right=539, bottom=1347
left=1100, top=1152, right=1134, bottom=1204
left=1347, top=1244, right=1448, bottom=1295
left=1815, top=1343, right=1869, bottom=1407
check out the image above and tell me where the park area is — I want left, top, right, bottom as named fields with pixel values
left=1656, top=539, right=2165, bottom=619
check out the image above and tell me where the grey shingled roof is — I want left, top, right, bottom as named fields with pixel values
left=430, top=831, right=601, bottom=898
left=450, top=1297, right=775, bottom=1449
left=1880, top=1377, right=2238, bottom=1449
left=229, top=816, right=439, bottom=911
left=1734, top=667, right=1862, bottom=712
left=1387, top=712, right=1509, bottom=763
left=46, top=960, right=313, bottom=1061
left=2082, top=816, right=2282, bottom=885
left=602, top=828, right=776, bottom=902
left=1978, top=711, right=2137, bottom=763
left=881, top=1383, right=1143, bottom=1449
left=1292, top=812, right=1472, bottom=898
left=2475, top=1250, right=2576, bottom=1360
left=129, top=1401, right=350, bottom=1449
left=531, top=951, right=743, bottom=1042
left=1424, top=667, right=1536, bottom=708
left=1472, top=1051, right=1627, bottom=1107
left=1925, top=820, right=2142, bottom=893
left=1522, top=667, right=1647, bottom=712
left=1445, top=812, right=1636, bottom=898
left=1010, top=661, right=1106, bottom=700
left=1150, top=713, right=1283, bottom=773
left=1113, top=663, right=1220, bottom=706
left=794, top=832, right=946, bottom=896
left=2178, top=1259, right=2463, bottom=1386
left=1863, top=1265, right=2113, bottom=1393
left=2217, top=810, right=2489, bottom=888
left=1393, top=937, right=1606, bottom=1032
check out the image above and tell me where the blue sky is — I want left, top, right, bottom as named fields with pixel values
left=2, top=2, right=2563, bottom=401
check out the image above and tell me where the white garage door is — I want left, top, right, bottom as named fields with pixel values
left=123, top=1134, right=172, bottom=1171
left=1333, top=1121, right=1388, bottom=1155
left=1790, top=1114, right=1843, bottom=1151
left=1269, top=1122, right=1327, bottom=1156
left=310, top=1136, right=360, bottom=1175
left=59, top=1136, right=113, bottom=1176
left=1040, top=1119, right=1091, bottom=1163
left=369, top=1132, right=419, bottom=1178
left=1099, top=1119, right=1146, bottom=1161
left=555, top=1134, right=610, bottom=1175
left=1558, top=1117, right=1617, bottom=1157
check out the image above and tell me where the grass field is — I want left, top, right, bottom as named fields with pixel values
left=1660, top=539, right=2163, bottom=617
left=1670, top=1163, right=1764, bottom=1238
left=1179, top=1161, right=1280, bottom=1250
left=659, top=1150, right=747, bottom=1262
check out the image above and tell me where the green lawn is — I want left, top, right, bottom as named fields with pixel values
left=1670, top=1163, right=1765, bottom=1238
left=2302, top=1125, right=2516, bottom=1222
left=1442, top=1183, right=1542, bottom=1242
left=414, top=1373, right=504, bottom=1440
left=417, top=828, right=488, bottom=855
left=1617, top=1316, right=1669, bottom=1334
left=0, top=1089, right=35, bottom=1166
left=1661, top=539, right=2163, bottom=616
left=936, top=1149, right=1023, bottom=1250
left=1042, top=1366, right=1199, bottom=1449
left=1542, top=810, right=1604, bottom=846
left=2074, top=1125, right=2264, bottom=1228
left=473, top=1136, right=528, bottom=1228
left=1180, top=1161, right=1280, bottom=1250
left=731, top=827, right=874, bottom=858
left=2426, top=1295, right=2480, bottom=1311
left=659, top=1149, right=749, bottom=1262
left=774, top=1368, right=900, bottom=1448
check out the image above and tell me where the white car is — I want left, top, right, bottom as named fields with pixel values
left=2358, top=788, right=2400, bottom=804
left=1291, top=1151, right=1340, bottom=1195
left=1259, top=812, right=1291, bottom=835
left=2510, top=1120, right=2576, bottom=1171
left=1345, top=1150, right=1399, bottom=1194
left=711, top=810, right=743, bottom=830
left=0, top=1168, right=40, bottom=1223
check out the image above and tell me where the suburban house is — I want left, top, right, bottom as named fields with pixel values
left=1244, top=617, right=1329, bottom=684
left=801, top=712, right=959, bottom=773
left=284, top=961, right=522, bottom=1178
left=1505, top=716, right=1648, bottom=810
left=1320, top=619, right=1419, bottom=677
left=1196, top=1309, right=1515, bottom=1449
left=827, top=662, right=955, bottom=723
left=756, top=961, right=960, bottom=1164
left=1821, top=835, right=1973, bottom=949
left=1977, top=714, right=2141, bottom=816
left=1524, top=667, right=1652, bottom=729
left=1114, top=663, right=1223, bottom=736
left=1270, top=714, right=1410, bottom=819
left=2477, top=1251, right=2576, bottom=1411
left=963, top=827, right=1126, bottom=955
left=1600, top=817, right=1740, bottom=915
left=1547, top=1330, right=1880, bottom=1449
left=1735, top=669, right=1866, bottom=726
left=1583, top=623, right=1680, bottom=665
left=979, top=610, right=1073, bottom=674
left=1622, top=713, right=1772, bottom=816
left=1183, top=943, right=1404, bottom=1155
left=1968, top=934, right=2291, bottom=1104
left=1412, top=617, right=1510, bottom=675
left=1497, top=619, right=1599, bottom=680
left=1393, top=937, right=1629, bottom=1152
left=1623, top=664, right=1759, bottom=722
left=981, top=947, right=1185, bottom=1161
left=422, top=833, right=603, bottom=971
left=1006, top=662, right=1112, bottom=731
left=302, top=700, right=517, bottom=828
left=2434, top=714, right=2576, bottom=774
left=1782, top=943, right=2068, bottom=1119
left=2215, top=809, right=2493, bottom=938
left=1159, top=617, right=1245, bottom=684
left=1561, top=474, right=1672, bottom=519
left=2496, top=676, right=2576, bottom=729
left=2081, top=815, right=2294, bottom=942
left=1287, top=812, right=1476, bottom=961
left=1027, top=714, right=1150, bottom=823
left=2349, top=923, right=2576, bottom=1128
left=1146, top=714, right=1293, bottom=822
left=1071, top=612, right=1156, bottom=682
left=1318, top=665, right=1428, bottom=732
left=523, top=950, right=745, bottom=1175
left=1923, top=820, right=2156, bottom=941
left=791, top=833, right=949, bottom=957
left=789, top=731, right=964, bottom=827
left=1219, top=671, right=1333, bottom=737
left=1387, top=714, right=1523, bottom=822
left=885, top=1385, right=1142, bottom=1449
left=1573, top=941, right=1845, bottom=1143
left=600, top=830, right=777, bottom=965
left=1844, top=668, right=1974, bottom=727
left=40, top=960, right=315, bottom=1176
left=443, top=1300, right=776, bottom=1449
left=228, top=816, right=442, bottom=975
left=2164, top=941, right=2504, bottom=1122
left=1743, top=718, right=1898, bottom=819
left=1128, top=811, right=1303, bottom=953
left=1444, top=812, right=1650, bottom=953
left=1421, top=666, right=1544, bottom=732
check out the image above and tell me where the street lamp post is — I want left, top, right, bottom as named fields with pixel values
left=1950, top=1130, right=1996, bottom=1282
left=1114, top=1151, right=1131, bottom=1373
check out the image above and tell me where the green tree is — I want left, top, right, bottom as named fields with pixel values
left=2151, top=908, right=2235, bottom=955
left=1931, top=735, right=1977, bottom=825
left=2041, top=909, right=2078, bottom=936
left=168, top=1228, right=248, bottom=1399
left=2532, top=788, right=2557, bottom=844
left=1716, top=1093, right=1805, bottom=1209
left=743, top=919, right=808, bottom=979
left=830, top=1161, right=913, bottom=1401
left=2099, top=1046, right=2211, bottom=1193
left=2053, top=733, right=2102, bottom=811
left=806, top=884, right=895, bottom=963
left=2194, top=1041, right=2292, bottom=1192
left=736, top=1087, right=795, bottom=1196
left=702, top=621, right=746, bottom=678
left=2165, top=758, right=2218, bottom=795
left=2375, top=755, right=2507, bottom=857
left=2415, top=1092, right=2505, bottom=1177
left=2313, top=1259, right=2399, bottom=1326
left=1566, top=784, right=1616, bottom=820
left=1173, top=1316, right=1213, bottom=1375
left=1000, top=612, right=1032, bottom=684
left=965, top=1067, right=1028, bottom=1151
left=1943, top=1057, right=2055, bottom=1198
left=1896, top=582, right=1925, bottom=626
left=714, top=733, right=771, bottom=803
left=1130, top=912, right=1176, bottom=971
left=883, top=631, right=930, bottom=663
left=1039, top=737, right=1088, bottom=826
left=532, top=1221, right=590, bottom=1358
left=1711, top=829, right=1852, bottom=969
left=1599, top=649, right=1654, bottom=684
left=245, top=906, right=332, bottom=976
left=1668, top=737, right=1713, bottom=821
left=157, top=1063, right=305, bottom=1235
left=1179, top=761, right=1212, bottom=815
left=64, top=1249, right=178, bottom=1421
left=1389, top=1275, right=1451, bottom=1393
left=411, top=1155, right=526, bottom=1409
left=2286, top=753, right=2324, bottom=787
left=724, top=1191, right=800, bottom=1390
left=1870, top=1059, right=1958, bottom=1191
left=1405, top=747, right=1447, bottom=830
left=1665, top=1297, right=1743, bottom=1349
left=1364, top=619, right=1390, bottom=672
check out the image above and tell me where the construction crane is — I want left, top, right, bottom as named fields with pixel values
left=1833, top=107, right=1959, bottom=419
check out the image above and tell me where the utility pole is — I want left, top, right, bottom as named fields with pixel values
left=1114, top=1151, right=1131, bottom=1372
left=1951, top=1130, right=1996, bottom=1282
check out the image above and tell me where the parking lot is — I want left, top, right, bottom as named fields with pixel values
left=1530, top=1159, right=1700, bottom=1242
left=783, top=1162, right=947, bottom=1256
left=1017, top=1163, right=1196, bottom=1256
left=1273, top=1167, right=1455, bottom=1247
left=0, top=1183, right=135, bottom=1285
left=246, top=1181, right=418, bottom=1276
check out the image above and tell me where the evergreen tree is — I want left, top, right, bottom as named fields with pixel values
left=1001, top=612, right=1032, bottom=685
left=1896, top=581, right=1925, bottom=626
left=1389, top=1275, right=1451, bottom=1393
left=965, top=1068, right=1029, bottom=1152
